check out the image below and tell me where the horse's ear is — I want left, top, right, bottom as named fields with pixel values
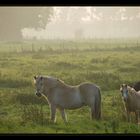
left=125, top=84, right=127, bottom=87
left=40, top=76, right=43, bottom=80
left=120, top=85, right=122, bottom=91
left=34, top=76, right=37, bottom=80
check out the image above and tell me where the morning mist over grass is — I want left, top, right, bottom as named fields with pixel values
left=0, top=7, right=140, bottom=133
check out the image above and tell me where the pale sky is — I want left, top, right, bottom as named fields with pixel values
left=22, top=7, right=140, bottom=39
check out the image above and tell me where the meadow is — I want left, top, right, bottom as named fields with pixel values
left=0, top=38, right=140, bottom=134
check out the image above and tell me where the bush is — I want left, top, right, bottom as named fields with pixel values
left=20, top=105, right=49, bottom=125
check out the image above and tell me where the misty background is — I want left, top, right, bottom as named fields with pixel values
left=0, top=7, right=140, bottom=41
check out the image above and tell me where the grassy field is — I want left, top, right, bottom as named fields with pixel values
left=0, top=39, right=140, bottom=134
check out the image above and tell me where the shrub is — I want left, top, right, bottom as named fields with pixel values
left=20, top=105, right=49, bottom=125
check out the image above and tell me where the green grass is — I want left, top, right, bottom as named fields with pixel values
left=0, top=39, right=140, bottom=133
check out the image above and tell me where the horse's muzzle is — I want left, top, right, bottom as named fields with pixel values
left=35, top=92, right=42, bottom=97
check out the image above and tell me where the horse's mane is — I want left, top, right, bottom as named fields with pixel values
left=58, top=79, right=65, bottom=84
left=57, top=79, right=68, bottom=87
left=57, top=79, right=75, bottom=88
left=127, top=86, right=139, bottom=96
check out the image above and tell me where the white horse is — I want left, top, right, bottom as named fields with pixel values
left=120, top=84, right=140, bottom=123
left=33, top=75, right=101, bottom=123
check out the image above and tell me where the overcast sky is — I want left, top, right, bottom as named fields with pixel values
left=22, top=7, right=140, bottom=39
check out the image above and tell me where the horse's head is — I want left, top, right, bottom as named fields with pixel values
left=33, top=75, right=60, bottom=97
left=120, top=84, right=129, bottom=101
left=33, top=75, right=44, bottom=97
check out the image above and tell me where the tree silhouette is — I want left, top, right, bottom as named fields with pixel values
left=0, top=7, right=53, bottom=41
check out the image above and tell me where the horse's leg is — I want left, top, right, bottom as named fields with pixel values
left=138, top=111, right=140, bottom=125
left=91, top=106, right=96, bottom=120
left=135, top=110, right=139, bottom=124
left=127, top=111, right=130, bottom=122
left=50, top=104, right=56, bottom=123
left=59, top=108, right=67, bottom=123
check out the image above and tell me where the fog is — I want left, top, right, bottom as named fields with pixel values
left=1, top=7, right=140, bottom=40
left=23, top=7, right=140, bottom=39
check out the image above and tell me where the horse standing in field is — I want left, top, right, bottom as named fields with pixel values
left=33, top=75, right=101, bottom=123
left=120, top=84, right=140, bottom=124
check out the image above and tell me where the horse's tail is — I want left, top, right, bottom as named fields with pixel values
left=95, top=88, right=101, bottom=120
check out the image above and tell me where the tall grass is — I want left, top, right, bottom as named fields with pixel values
left=0, top=39, right=140, bottom=133
left=20, top=105, right=49, bottom=125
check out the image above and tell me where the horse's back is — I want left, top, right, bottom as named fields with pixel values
left=79, top=82, right=100, bottom=94
left=79, top=82, right=101, bottom=104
